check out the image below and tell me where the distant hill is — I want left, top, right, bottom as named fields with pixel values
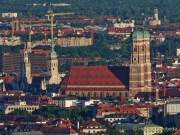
left=0, top=0, right=179, bottom=22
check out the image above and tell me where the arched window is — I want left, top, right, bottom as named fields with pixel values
left=88, top=92, right=91, bottom=97
left=113, top=92, right=116, bottom=97
left=119, top=92, right=121, bottom=97
left=134, top=47, right=137, bottom=52
left=94, top=92, right=97, bottom=98
left=142, top=46, right=144, bottom=51
left=100, top=92, right=103, bottom=97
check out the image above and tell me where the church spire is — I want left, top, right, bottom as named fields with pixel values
left=48, top=36, right=61, bottom=85
left=24, top=31, right=32, bottom=85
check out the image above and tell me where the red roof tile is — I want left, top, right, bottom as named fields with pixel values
left=83, top=118, right=103, bottom=128
left=173, top=129, right=180, bottom=135
left=96, top=103, right=154, bottom=117
left=64, top=66, right=129, bottom=87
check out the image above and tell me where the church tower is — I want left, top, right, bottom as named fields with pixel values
left=129, top=31, right=152, bottom=97
left=48, top=44, right=61, bottom=84
left=24, top=41, right=32, bottom=84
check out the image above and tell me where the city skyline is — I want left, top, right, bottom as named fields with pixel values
left=0, top=1, right=179, bottom=135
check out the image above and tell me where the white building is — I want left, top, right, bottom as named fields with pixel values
left=172, top=58, right=180, bottom=67
left=143, top=124, right=163, bottom=135
left=54, top=97, right=77, bottom=108
left=104, top=114, right=127, bottom=123
left=82, top=99, right=100, bottom=107
left=149, top=9, right=161, bottom=26
left=108, top=19, right=135, bottom=40
left=81, top=118, right=107, bottom=134
left=164, top=101, right=180, bottom=115
left=1, top=12, right=17, bottom=18
left=113, top=19, right=135, bottom=28
left=0, top=36, right=21, bottom=46
left=1, top=101, right=39, bottom=114
left=177, top=48, right=180, bottom=57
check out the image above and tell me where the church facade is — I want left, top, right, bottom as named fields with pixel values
left=61, top=30, right=152, bottom=100
left=60, top=66, right=129, bottom=102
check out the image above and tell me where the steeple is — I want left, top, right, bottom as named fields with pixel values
left=50, top=43, right=57, bottom=59
left=48, top=46, right=61, bottom=84
left=24, top=43, right=32, bottom=85
left=47, top=8, right=61, bottom=85
left=24, top=27, right=32, bottom=85
left=48, top=35, right=61, bottom=85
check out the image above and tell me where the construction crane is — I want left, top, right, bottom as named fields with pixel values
left=28, top=23, right=32, bottom=42
left=45, top=11, right=74, bottom=48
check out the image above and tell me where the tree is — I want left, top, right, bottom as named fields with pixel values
left=1, top=0, right=180, bottom=22
left=10, top=109, right=31, bottom=115
left=0, top=111, right=4, bottom=115
left=107, top=129, right=127, bottom=135
left=32, top=105, right=96, bottom=120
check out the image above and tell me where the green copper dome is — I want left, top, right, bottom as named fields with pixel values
left=132, top=31, right=143, bottom=39
left=143, top=31, right=150, bottom=38
left=132, top=31, right=150, bottom=39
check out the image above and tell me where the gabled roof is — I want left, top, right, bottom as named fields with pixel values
left=62, top=66, right=129, bottom=87
left=173, top=129, right=180, bottom=135
left=41, top=126, right=78, bottom=134
left=83, top=119, right=103, bottom=128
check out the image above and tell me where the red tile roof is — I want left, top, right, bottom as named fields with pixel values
left=83, top=118, right=103, bottom=128
left=0, top=76, right=16, bottom=84
left=173, top=129, right=180, bottom=135
left=96, top=103, right=154, bottom=117
left=63, top=66, right=129, bottom=87
left=41, top=119, right=77, bottom=134
left=108, top=27, right=133, bottom=34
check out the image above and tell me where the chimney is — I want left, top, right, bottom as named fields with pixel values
left=77, top=121, right=80, bottom=130
left=155, top=88, right=160, bottom=100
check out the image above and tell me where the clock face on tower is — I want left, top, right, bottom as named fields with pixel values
left=133, top=57, right=137, bottom=62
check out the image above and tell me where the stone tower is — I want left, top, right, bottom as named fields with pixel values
left=24, top=42, right=32, bottom=84
left=129, top=31, right=152, bottom=97
left=154, top=8, right=159, bottom=21
left=48, top=44, right=61, bottom=84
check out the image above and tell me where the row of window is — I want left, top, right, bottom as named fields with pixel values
left=68, top=91, right=128, bottom=98
left=7, top=106, right=38, bottom=111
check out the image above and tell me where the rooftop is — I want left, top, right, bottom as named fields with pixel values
left=83, top=118, right=104, bottom=128
left=144, top=124, right=163, bottom=128
left=62, top=66, right=129, bottom=87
